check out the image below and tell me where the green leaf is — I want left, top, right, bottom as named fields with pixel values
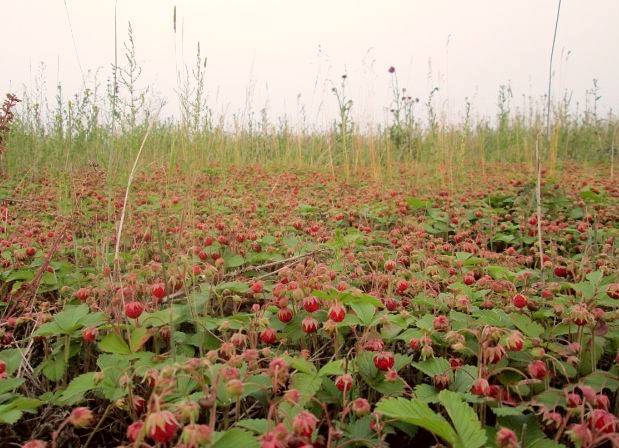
left=224, top=254, right=245, bottom=269
left=509, top=313, right=544, bottom=338
left=376, top=397, right=456, bottom=445
left=350, top=302, right=376, bottom=326
left=215, top=281, right=250, bottom=294
left=0, top=349, right=22, bottom=375
left=438, top=390, right=487, bottom=448
left=98, top=333, right=131, bottom=355
left=212, top=429, right=259, bottom=448
left=41, top=355, right=66, bottom=382
left=58, top=372, right=98, bottom=405
left=318, top=359, right=346, bottom=377
left=412, top=357, right=451, bottom=377
left=236, top=419, right=268, bottom=434
left=290, top=373, right=322, bottom=406
left=55, top=304, right=90, bottom=333
left=285, top=356, right=317, bottom=375
left=406, top=197, right=433, bottom=210
left=0, top=397, right=42, bottom=424
left=0, top=378, right=25, bottom=395
left=129, top=327, right=150, bottom=353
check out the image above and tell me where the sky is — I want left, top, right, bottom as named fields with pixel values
left=2, top=1, right=618, bottom=128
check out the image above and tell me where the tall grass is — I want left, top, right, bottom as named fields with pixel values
left=3, top=31, right=617, bottom=185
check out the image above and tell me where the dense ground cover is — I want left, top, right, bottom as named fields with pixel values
left=0, top=163, right=617, bottom=447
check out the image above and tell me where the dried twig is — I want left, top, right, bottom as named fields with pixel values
left=161, top=249, right=326, bottom=303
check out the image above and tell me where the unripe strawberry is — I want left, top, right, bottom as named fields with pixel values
left=124, top=301, right=144, bottom=319
left=21, top=440, right=48, bottom=448
left=543, top=411, right=562, bottom=430
left=226, top=379, right=244, bottom=397
left=433, top=373, right=450, bottom=390
left=568, top=423, right=593, bottom=446
left=351, top=398, right=371, bottom=416
left=471, top=378, right=490, bottom=396
left=512, top=293, right=527, bottom=309
left=496, top=427, right=519, bottom=448
left=301, top=317, right=318, bottom=333
left=506, top=331, right=524, bottom=351
left=433, top=315, right=449, bottom=332
left=484, top=344, right=506, bottom=364
left=292, top=410, right=318, bottom=437
left=567, top=392, right=582, bottom=407
left=180, top=424, right=213, bottom=447
left=569, top=303, right=592, bottom=326
left=373, top=351, right=395, bottom=371
left=595, top=394, right=610, bottom=411
left=68, top=407, right=94, bottom=428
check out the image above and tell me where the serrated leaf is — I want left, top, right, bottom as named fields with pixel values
left=41, top=355, right=66, bottom=382
left=509, top=313, right=544, bottom=338
left=55, top=304, right=90, bottom=333
left=236, top=419, right=268, bottom=434
left=129, top=327, right=150, bottom=353
left=318, top=359, right=345, bottom=377
left=0, top=378, right=25, bottom=395
left=438, top=390, right=487, bottom=448
left=376, top=397, right=456, bottom=445
left=412, top=357, right=451, bottom=377
left=350, top=302, right=376, bottom=326
left=98, top=333, right=131, bottom=355
left=58, top=372, right=98, bottom=405
left=290, top=373, right=322, bottom=406
left=212, top=428, right=259, bottom=448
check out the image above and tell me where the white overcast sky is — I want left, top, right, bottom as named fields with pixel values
left=3, top=1, right=618, bottom=128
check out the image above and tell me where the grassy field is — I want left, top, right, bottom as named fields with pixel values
left=0, top=41, right=618, bottom=448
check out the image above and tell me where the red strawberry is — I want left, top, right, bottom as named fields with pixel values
left=124, top=301, right=144, bottom=320
left=151, top=283, right=166, bottom=301
left=302, top=296, right=320, bottom=313
left=260, top=328, right=277, bottom=345
left=301, top=317, right=318, bottom=334
left=277, top=307, right=293, bottom=323
left=512, top=294, right=527, bottom=309
left=335, top=374, right=353, bottom=392
left=145, top=410, right=179, bottom=443
left=328, top=303, right=346, bottom=322
left=373, top=351, right=395, bottom=371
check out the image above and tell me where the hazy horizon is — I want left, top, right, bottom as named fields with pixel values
left=3, top=1, right=618, bottom=128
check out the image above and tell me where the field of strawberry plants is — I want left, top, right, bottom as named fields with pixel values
left=0, top=161, right=616, bottom=448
